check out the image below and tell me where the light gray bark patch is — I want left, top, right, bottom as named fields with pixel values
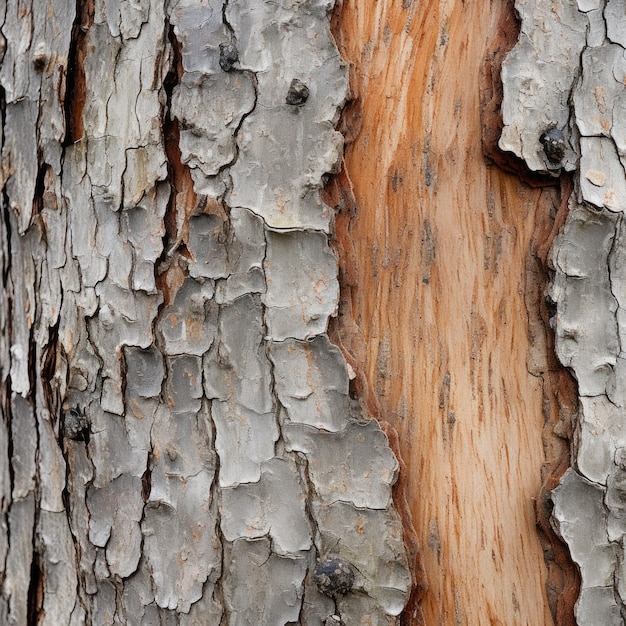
left=87, top=474, right=143, bottom=578
left=8, top=209, right=36, bottom=396
left=221, top=537, right=308, bottom=626
left=499, top=0, right=587, bottom=173
left=264, top=229, right=339, bottom=341
left=204, top=294, right=273, bottom=414
left=89, top=407, right=147, bottom=489
left=2, top=100, right=38, bottom=233
left=142, top=479, right=221, bottom=612
left=187, top=213, right=229, bottom=280
left=573, top=44, right=623, bottom=140
left=314, top=502, right=412, bottom=618
left=606, top=454, right=626, bottom=542
left=284, top=421, right=397, bottom=509
left=172, top=72, right=256, bottom=178
left=124, top=345, right=164, bottom=399
left=336, top=593, right=399, bottom=626
left=609, top=215, right=626, bottom=355
left=66, top=444, right=97, bottom=597
left=92, top=580, right=118, bottom=626
left=63, top=143, right=108, bottom=288
left=149, top=406, right=215, bottom=486
left=90, top=284, right=162, bottom=416
left=575, top=396, right=625, bottom=485
left=605, top=0, right=626, bottom=47
left=10, top=394, right=37, bottom=498
left=580, top=137, right=626, bottom=212
left=220, top=456, right=312, bottom=555
left=165, top=355, right=203, bottom=413
left=180, top=591, right=224, bottom=625
left=95, top=0, right=151, bottom=40
left=37, top=510, right=79, bottom=626
left=124, top=193, right=168, bottom=294
left=0, top=0, right=75, bottom=232
left=82, top=6, right=167, bottom=210
left=3, top=495, right=35, bottom=626
left=158, top=277, right=217, bottom=356
left=226, top=0, right=348, bottom=232
left=168, top=0, right=228, bottom=75
left=270, top=336, right=351, bottom=432
left=552, top=469, right=620, bottom=621
left=211, top=399, right=279, bottom=488
left=551, top=202, right=619, bottom=397
left=214, top=207, right=266, bottom=304
left=36, top=408, right=67, bottom=514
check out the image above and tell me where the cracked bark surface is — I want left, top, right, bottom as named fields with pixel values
left=500, top=0, right=626, bottom=623
left=0, top=0, right=411, bottom=624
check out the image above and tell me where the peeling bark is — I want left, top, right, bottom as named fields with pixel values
left=335, top=0, right=558, bottom=624
left=0, top=1, right=411, bottom=624
left=501, top=0, right=626, bottom=622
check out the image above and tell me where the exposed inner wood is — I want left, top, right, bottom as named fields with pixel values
left=333, top=1, right=576, bottom=623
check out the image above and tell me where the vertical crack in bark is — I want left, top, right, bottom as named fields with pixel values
left=526, top=182, right=580, bottom=626
left=63, top=0, right=93, bottom=145
left=498, top=1, right=626, bottom=623
left=160, top=24, right=194, bottom=268
left=481, top=5, right=581, bottom=623
left=26, top=553, right=43, bottom=625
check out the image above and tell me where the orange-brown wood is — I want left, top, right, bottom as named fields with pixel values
left=333, top=1, right=561, bottom=623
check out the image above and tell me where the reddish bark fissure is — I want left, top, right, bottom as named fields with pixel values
left=64, top=0, right=93, bottom=146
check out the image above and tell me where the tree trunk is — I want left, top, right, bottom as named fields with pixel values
left=2, top=0, right=621, bottom=624
left=0, top=0, right=410, bottom=624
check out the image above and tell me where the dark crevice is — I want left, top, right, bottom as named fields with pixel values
left=0, top=383, right=13, bottom=593
left=156, top=23, right=195, bottom=306
left=63, top=0, right=94, bottom=146
left=141, top=464, right=152, bottom=503
left=525, top=179, right=581, bottom=626
left=26, top=550, right=43, bottom=626
left=31, top=161, right=50, bottom=218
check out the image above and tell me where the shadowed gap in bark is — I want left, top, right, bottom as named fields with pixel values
left=63, top=0, right=93, bottom=145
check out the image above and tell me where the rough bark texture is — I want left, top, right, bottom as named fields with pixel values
left=0, top=1, right=411, bottom=624
left=500, top=0, right=626, bottom=623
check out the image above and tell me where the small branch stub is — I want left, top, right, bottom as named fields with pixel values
left=286, top=78, right=310, bottom=106
left=540, top=127, right=566, bottom=164
left=63, top=408, right=89, bottom=441
left=219, top=42, right=239, bottom=72
left=32, top=42, right=49, bottom=71
left=313, top=558, right=355, bottom=598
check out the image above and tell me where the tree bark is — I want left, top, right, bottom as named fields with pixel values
left=499, top=0, right=626, bottom=623
left=0, top=0, right=411, bottom=624
left=5, top=0, right=621, bottom=624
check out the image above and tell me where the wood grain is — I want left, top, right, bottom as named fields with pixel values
left=333, top=0, right=560, bottom=623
